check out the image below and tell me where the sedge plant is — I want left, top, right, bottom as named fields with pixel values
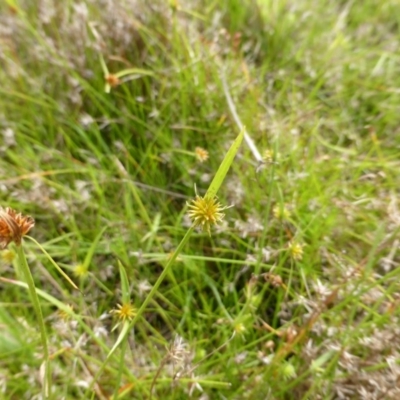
left=0, top=207, right=80, bottom=398
left=86, top=128, right=245, bottom=397
left=0, top=207, right=50, bottom=398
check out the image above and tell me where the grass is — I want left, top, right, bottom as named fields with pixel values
left=1, top=0, right=400, bottom=398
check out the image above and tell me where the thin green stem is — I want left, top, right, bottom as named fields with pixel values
left=25, top=235, right=78, bottom=290
left=15, top=244, right=50, bottom=398
left=130, top=225, right=195, bottom=328
left=112, top=334, right=128, bottom=400
left=86, top=226, right=195, bottom=398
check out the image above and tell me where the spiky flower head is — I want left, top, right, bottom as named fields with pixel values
left=110, top=302, right=137, bottom=322
left=58, top=304, right=74, bottom=321
left=195, top=147, right=209, bottom=163
left=0, top=207, right=34, bottom=249
left=1, top=249, right=16, bottom=263
left=187, top=195, right=227, bottom=236
left=167, top=335, right=191, bottom=364
left=234, top=322, right=247, bottom=335
left=273, top=204, right=291, bottom=220
left=281, top=361, right=296, bottom=380
left=287, top=240, right=304, bottom=261
left=263, top=149, right=274, bottom=164
left=74, top=264, right=89, bottom=279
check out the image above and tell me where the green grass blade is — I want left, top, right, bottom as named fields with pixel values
left=82, top=226, right=108, bottom=271
left=206, top=127, right=244, bottom=198
left=115, top=68, right=155, bottom=79
left=118, top=260, right=130, bottom=304
left=25, top=236, right=79, bottom=291
left=0, top=277, right=111, bottom=354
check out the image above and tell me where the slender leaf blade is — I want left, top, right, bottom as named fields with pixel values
left=206, top=127, right=244, bottom=198
left=118, top=260, right=130, bottom=304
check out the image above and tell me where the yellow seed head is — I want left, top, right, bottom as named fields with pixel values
left=273, top=204, right=291, bottom=220
left=74, top=264, right=89, bottom=279
left=110, top=302, right=137, bottom=322
left=234, top=322, right=247, bottom=335
left=1, top=249, right=16, bottom=263
left=288, top=241, right=304, bottom=261
left=58, top=304, right=74, bottom=321
left=263, top=149, right=274, bottom=164
left=195, top=147, right=209, bottom=163
left=187, top=195, right=227, bottom=236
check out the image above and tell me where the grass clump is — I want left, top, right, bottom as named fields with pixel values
left=1, top=0, right=400, bottom=398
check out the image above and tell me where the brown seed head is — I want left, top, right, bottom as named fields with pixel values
left=0, top=207, right=35, bottom=249
left=105, top=74, right=120, bottom=87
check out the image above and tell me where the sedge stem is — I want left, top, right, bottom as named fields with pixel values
left=15, top=244, right=50, bottom=398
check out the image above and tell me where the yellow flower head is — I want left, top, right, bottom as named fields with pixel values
left=58, top=304, right=74, bottom=321
left=74, top=264, right=89, bottom=279
left=234, top=322, right=247, bottom=335
left=110, top=302, right=137, bottom=322
left=263, top=149, right=274, bottom=164
left=187, top=195, right=227, bottom=236
left=1, top=249, right=16, bottom=263
left=0, top=207, right=34, bottom=249
left=287, top=241, right=304, bottom=261
left=273, top=204, right=291, bottom=220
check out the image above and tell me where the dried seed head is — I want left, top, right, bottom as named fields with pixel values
left=105, top=74, right=120, bottom=87
left=167, top=335, right=191, bottom=365
left=283, top=325, right=299, bottom=344
left=263, top=273, right=284, bottom=288
left=0, top=207, right=35, bottom=249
